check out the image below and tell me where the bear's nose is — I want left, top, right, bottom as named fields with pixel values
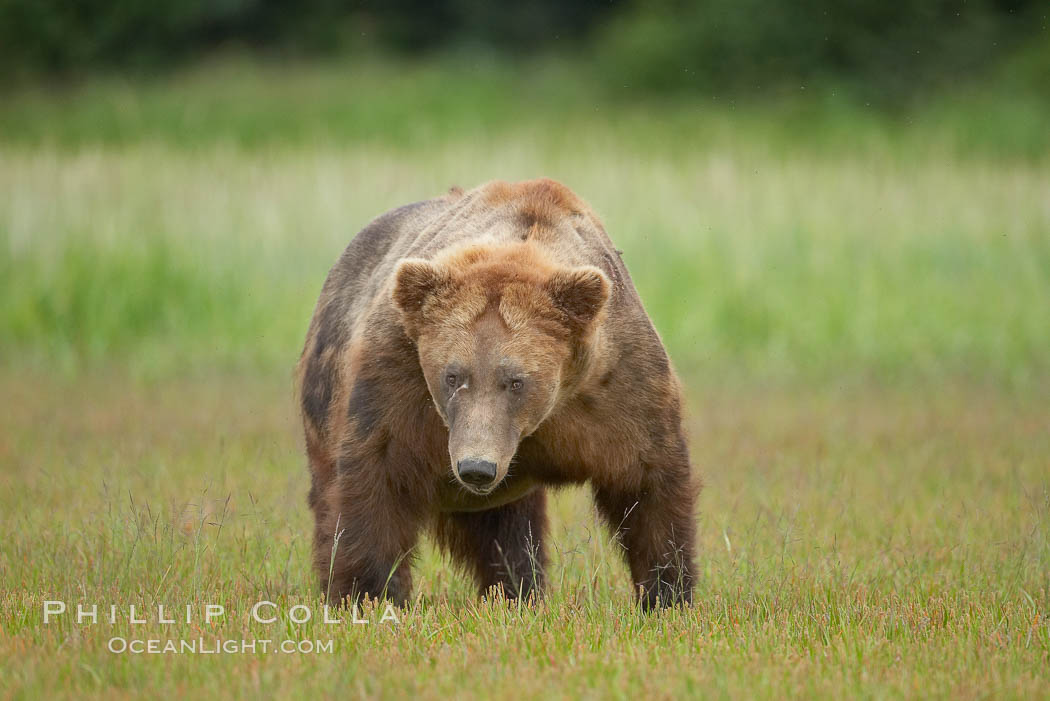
left=457, top=459, right=497, bottom=488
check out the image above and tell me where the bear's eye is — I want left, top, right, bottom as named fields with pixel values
left=509, top=379, right=524, bottom=392
left=445, top=373, right=458, bottom=389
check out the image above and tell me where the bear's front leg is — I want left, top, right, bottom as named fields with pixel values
left=433, top=489, right=548, bottom=602
left=314, top=466, right=424, bottom=607
left=592, top=456, right=698, bottom=610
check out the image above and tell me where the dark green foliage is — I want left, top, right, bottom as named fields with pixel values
left=0, top=0, right=619, bottom=75
left=1, top=0, right=1043, bottom=100
left=594, top=0, right=1044, bottom=100
left=366, top=0, right=619, bottom=54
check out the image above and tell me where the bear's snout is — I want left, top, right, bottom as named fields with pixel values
left=456, top=458, right=498, bottom=490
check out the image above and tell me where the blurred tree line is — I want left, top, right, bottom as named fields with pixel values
left=0, top=0, right=1044, bottom=97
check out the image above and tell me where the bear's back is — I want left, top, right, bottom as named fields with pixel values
left=323, top=180, right=638, bottom=331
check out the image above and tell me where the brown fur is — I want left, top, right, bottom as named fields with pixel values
left=296, top=179, right=700, bottom=609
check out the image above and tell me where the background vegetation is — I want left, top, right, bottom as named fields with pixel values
left=2, top=0, right=1046, bottom=103
left=1, top=3, right=1047, bottom=699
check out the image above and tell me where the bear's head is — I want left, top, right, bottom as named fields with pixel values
left=392, top=243, right=610, bottom=495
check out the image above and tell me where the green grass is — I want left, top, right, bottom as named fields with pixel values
left=2, top=374, right=1047, bottom=698
left=2, top=135, right=1048, bottom=386
left=1, top=59, right=1048, bottom=698
left=3, top=56, right=1049, bottom=160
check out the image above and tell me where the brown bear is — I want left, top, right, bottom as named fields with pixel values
left=296, top=178, right=699, bottom=610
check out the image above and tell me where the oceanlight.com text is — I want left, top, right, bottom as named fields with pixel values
left=107, top=637, right=335, bottom=655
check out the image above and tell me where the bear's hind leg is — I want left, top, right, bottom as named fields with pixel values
left=433, top=489, right=548, bottom=602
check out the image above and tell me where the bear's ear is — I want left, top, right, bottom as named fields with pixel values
left=545, top=266, right=611, bottom=330
left=392, top=258, right=452, bottom=331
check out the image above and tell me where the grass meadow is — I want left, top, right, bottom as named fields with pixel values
left=1, top=59, right=1048, bottom=698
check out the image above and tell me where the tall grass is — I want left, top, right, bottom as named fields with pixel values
left=2, top=108, right=1048, bottom=385
left=3, top=57, right=1049, bottom=160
